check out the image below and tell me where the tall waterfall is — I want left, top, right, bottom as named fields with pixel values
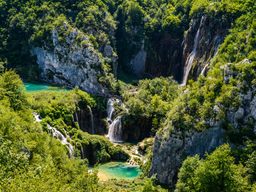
left=200, top=63, right=209, bottom=76
left=108, top=116, right=123, bottom=143
left=182, top=16, right=205, bottom=85
left=106, top=98, right=124, bottom=143
left=87, top=106, right=94, bottom=134
left=33, top=113, right=74, bottom=157
left=107, top=98, right=115, bottom=121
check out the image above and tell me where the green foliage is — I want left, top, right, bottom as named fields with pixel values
left=74, top=130, right=129, bottom=165
left=0, top=0, right=255, bottom=191
left=28, top=89, right=95, bottom=127
left=246, top=151, right=256, bottom=183
left=235, top=141, right=256, bottom=183
left=0, top=70, right=27, bottom=110
left=115, top=0, right=146, bottom=68
left=124, top=77, right=179, bottom=117
left=0, top=71, right=100, bottom=191
left=122, top=77, right=179, bottom=134
left=27, top=87, right=128, bottom=165
left=176, top=144, right=250, bottom=192
left=99, top=177, right=167, bottom=192
left=162, top=13, right=256, bottom=136
left=0, top=0, right=118, bottom=83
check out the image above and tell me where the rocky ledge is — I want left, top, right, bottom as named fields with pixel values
left=31, top=22, right=114, bottom=95
left=150, top=59, right=256, bottom=188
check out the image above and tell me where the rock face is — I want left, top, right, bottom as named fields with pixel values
left=123, top=15, right=230, bottom=82
left=22, top=10, right=233, bottom=89
left=31, top=23, right=111, bottom=95
left=150, top=60, right=256, bottom=188
left=122, top=115, right=152, bottom=142
left=181, top=15, right=229, bottom=83
left=74, top=108, right=106, bottom=135
left=150, top=92, right=256, bottom=187
left=150, top=127, right=225, bottom=187
left=128, top=41, right=147, bottom=77
left=145, top=33, right=183, bottom=81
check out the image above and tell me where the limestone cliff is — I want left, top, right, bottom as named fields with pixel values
left=31, top=22, right=115, bottom=95
left=181, top=15, right=230, bottom=84
left=150, top=127, right=224, bottom=186
left=120, top=14, right=230, bottom=83
left=128, top=40, right=147, bottom=77
left=150, top=60, right=256, bottom=187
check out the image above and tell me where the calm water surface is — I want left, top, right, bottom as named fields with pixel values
left=97, top=162, right=141, bottom=180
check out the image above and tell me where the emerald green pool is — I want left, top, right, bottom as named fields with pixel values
left=24, top=83, right=65, bottom=92
left=97, top=162, right=141, bottom=180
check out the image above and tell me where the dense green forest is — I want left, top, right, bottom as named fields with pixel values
left=0, top=0, right=255, bottom=191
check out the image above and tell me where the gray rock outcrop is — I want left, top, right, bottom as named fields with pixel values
left=150, top=60, right=256, bottom=188
left=150, top=126, right=225, bottom=187
left=31, top=23, right=111, bottom=95
left=182, top=15, right=230, bottom=82
left=128, top=40, right=147, bottom=77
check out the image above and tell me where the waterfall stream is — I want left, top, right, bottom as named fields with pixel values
left=107, top=98, right=124, bottom=143
left=182, top=16, right=205, bottom=86
left=107, top=98, right=115, bottom=121
left=108, top=116, right=123, bottom=143
left=200, top=63, right=209, bottom=76
left=47, top=125, right=74, bottom=157
left=87, top=106, right=94, bottom=134
left=33, top=113, right=74, bottom=157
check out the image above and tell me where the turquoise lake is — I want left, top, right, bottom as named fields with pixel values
left=97, top=162, right=141, bottom=180
left=24, top=82, right=66, bottom=92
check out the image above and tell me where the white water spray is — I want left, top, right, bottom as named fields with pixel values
left=33, top=113, right=74, bottom=157
left=200, top=63, right=209, bottom=76
left=87, top=106, right=94, bottom=134
left=107, top=98, right=115, bottom=121
left=182, top=16, right=205, bottom=86
left=108, top=116, right=123, bottom=143
left=106, top=98, right=124, bottom=143
left=47, top=124, right=74, bottom=157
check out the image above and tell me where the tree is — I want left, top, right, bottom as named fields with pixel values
left=0, top=70, right=27, bottom=110
left=175, top=155, right=201, bottom=192
left=176, top=144, right=250, bottom=192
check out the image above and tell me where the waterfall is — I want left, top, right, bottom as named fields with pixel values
left=33, top=113, right=42, bottom=122
left=108, top=116, right=123, bottom=143
left=106, top=98, right=124, bottom=143
left=200, top=63, right=209, bottom=76
left=87, top=106, right=94, bottom=134
left=107, top=98, right=115, bottom=121
left=80, top=144, right=85, bottom=159
left=47, top=125, right=74, bottom=157
left=33, top=113, right=74, bottom=157
left=74, top=111, right=79, bottom=122
left=182, top=16, right=205, bottom=86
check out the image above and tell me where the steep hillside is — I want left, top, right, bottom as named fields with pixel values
left=0, top=0, right=255, bottom=191
left=150, top=2, right=256, bottom=187
left=1, top=0, right=252, bottom=86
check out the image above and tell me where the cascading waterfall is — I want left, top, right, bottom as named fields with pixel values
left=47, top=125, right=74, bottom=157
left=87, top=106, right=94, bottom=134
left=200, top=63, right=209, bottom=76
left=80, top=145, right=85, bottom=159
left=33, top=113, right=74, bottom=157
left=34, top=113, right=42, bottom=123
left=107, top=98, right=115, bottom=121
left=108, top=116, right=123, bottom=143
left=200, top=35, right=221, bottom=77
left=106, top=98, right=124, bottom=143
left=182, top=16, right=205, bottom=86
left=74, top=111, right=79, bottom=123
